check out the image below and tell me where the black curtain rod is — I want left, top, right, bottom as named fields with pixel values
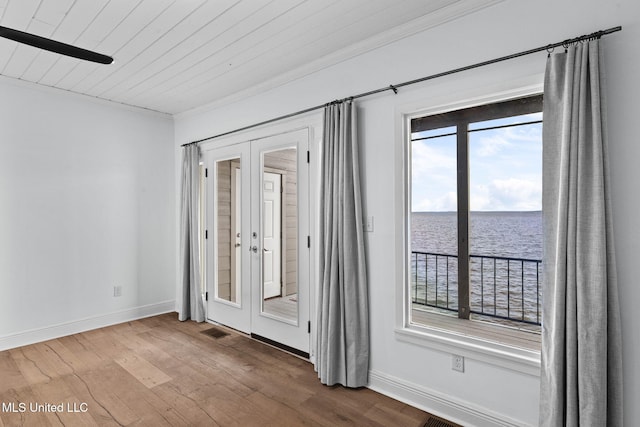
left=183, top=25, right=621, bottom=147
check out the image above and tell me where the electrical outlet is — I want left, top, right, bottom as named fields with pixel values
left=365, top=216, right=374, bottom=232
left=452, top=354, right=464, bottom=372
left=113, top=286, right=122, bottom=297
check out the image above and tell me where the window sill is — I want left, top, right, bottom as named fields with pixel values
left=396, top=310, right=541, bottom=377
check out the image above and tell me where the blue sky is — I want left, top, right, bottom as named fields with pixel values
left=411, top=113, right=542, bottom=212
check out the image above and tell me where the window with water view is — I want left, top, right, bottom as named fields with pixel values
left=409, top=95, right=543, bottom=343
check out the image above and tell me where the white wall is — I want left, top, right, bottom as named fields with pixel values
left=175, top=1, right=640, bottom=425
left=0, top=78, right=176, bottom=349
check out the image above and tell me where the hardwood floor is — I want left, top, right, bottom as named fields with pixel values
left=0, top=313, right=431, bottom=426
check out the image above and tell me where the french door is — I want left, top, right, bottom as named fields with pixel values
left=205, top=128, right=310, bottom=355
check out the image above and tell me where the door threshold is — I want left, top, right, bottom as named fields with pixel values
left=250, top=333, right=309, bottom=360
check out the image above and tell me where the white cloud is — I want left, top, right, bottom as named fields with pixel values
left=411, top=139, right=458, bottom=211
left=472, top=123, right=542, bottom=157
left=475, top=135, right=510, bottom=157
left=482, top=177, right=542, bottom=211
left=411, top=140, right=456, bottom=178
left=470, top=184, right=491, bottom=210
left=413, top=191, right=457, bottom=212
left=411, top=124, right=542, bottom=212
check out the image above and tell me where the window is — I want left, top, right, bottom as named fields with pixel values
left=408, top=95, right=543, bottom=348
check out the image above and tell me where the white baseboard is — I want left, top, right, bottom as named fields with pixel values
left=368, top=370, right=531, bottom=427
left=0, top=300, right=176, bottom=352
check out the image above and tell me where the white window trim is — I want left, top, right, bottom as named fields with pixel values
left=393, top=84, right=543, bottom=377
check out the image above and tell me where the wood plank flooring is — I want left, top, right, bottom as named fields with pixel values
left=0, top=313, right=432, bottom=426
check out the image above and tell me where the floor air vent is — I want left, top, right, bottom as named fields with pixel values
left=200, top=326, right=230, bottom=339
left=422, top=415, right=461, bottom=427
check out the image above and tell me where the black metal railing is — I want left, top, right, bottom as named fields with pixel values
left=411, top=251, right=542, bottom=325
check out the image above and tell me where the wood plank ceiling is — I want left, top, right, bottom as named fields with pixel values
left=0, top=0, right=499, bottom=115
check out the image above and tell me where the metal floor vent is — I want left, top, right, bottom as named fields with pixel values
left=422, top=415, right=461, bottom=427
left=200, top=327, right=230, bottom=339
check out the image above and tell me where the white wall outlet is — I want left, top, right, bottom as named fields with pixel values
left=365, top=216, right=374, bottom=232
left=113, top=286, right=122, bottom=297
left=452, top=354, right=464, bottom=372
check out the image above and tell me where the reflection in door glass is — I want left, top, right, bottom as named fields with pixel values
left=262, top=148, right=298, bottom=322
left=215, top=158, right=241, bottom=304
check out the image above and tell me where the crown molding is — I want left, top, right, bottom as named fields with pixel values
left=0, top=74, right=172, bottom=118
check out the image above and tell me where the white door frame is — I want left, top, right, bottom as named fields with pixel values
left=200, top=113, right=322, bottom=361
left=250, top=128, right=309, bottom=354
left=204, top=143, right=251, bottom=334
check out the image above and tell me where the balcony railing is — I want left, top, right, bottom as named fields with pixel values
left=411, top=251, right=542, bottom=326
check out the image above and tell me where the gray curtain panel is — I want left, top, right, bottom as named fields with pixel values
left=539, top=40, right=623, bottom=426
left=179, top=144, right=205, bottom=322
left=315, top=100, right=369, bottom=387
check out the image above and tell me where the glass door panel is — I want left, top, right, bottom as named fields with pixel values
left=215, top=158, right=241, bottom=304
left=261, top=148, right=298, bottom=322
left=205, top=143, right=251, bottom=334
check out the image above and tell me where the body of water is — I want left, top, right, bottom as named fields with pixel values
left=412, top=211, right=542, bottom=259
left=411, top=211, right=543, bottom=324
